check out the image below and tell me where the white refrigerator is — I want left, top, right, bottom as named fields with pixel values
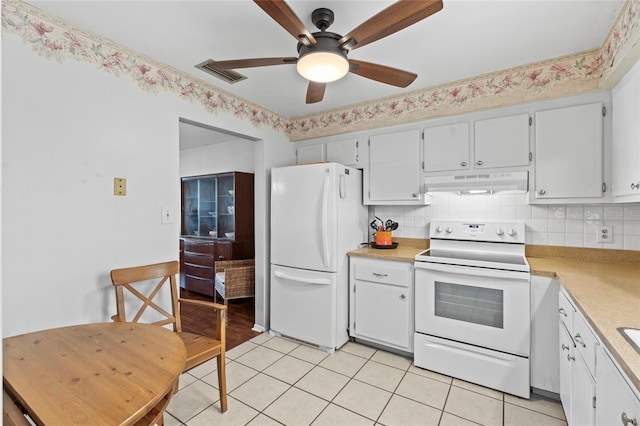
left=270, top=162, right=367, bottom=352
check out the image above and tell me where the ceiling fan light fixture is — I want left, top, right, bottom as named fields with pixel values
left=297, top=50, right=349, bottom=83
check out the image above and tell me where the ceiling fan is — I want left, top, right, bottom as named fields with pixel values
left=205, top=0, right=444, bottom=104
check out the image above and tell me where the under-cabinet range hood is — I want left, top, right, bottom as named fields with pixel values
left=424, top=171, right=528, bottom=195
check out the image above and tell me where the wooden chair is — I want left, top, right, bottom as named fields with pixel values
left=3, top=389, right=30, bottom=426
left=214, top=259, right=255, bottom=305
left=110, top=261, right=228, bottom=413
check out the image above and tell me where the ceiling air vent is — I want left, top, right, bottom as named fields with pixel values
left=195, top=60, right=247, bottom=84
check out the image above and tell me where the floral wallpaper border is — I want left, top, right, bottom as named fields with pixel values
left=1, top=0, right=290, bottom=133
left=2, top=0, right=639, bottom=142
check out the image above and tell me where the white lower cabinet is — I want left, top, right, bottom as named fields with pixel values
left=571, top=354, right=596, bottom=426
left=349, top=257, right=413, bottom=353
left=596, top=345, right=640, bottom=425
left=559, top=322, right=574, bottom=423
left=557, top=286, right=597, bottom=426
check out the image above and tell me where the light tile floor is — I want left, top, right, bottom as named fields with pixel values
left=165, top=334, right=567, bottom=426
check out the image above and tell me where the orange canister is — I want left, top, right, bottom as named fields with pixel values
left=375, top=231, right=393, bottom=245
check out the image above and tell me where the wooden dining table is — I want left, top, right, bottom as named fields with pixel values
left=3, top=322, right=186, bottom=425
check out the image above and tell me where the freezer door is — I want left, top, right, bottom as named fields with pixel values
left=271, top=164, right=338, bottom=272
left=270, top=265, right=337, bottom=349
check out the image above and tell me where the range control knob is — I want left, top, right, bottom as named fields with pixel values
left=435, top=226, right=443, bottom=233
left=445, top=227, right=453, bottom=233
left=496, top=228, right=504, bottom=236
left=508, top=228, right=517, bottom=236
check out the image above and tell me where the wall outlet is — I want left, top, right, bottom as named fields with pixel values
left=596, top=225, right=613, bottom=243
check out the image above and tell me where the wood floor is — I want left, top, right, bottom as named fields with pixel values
left=179, top=288, right=260, bottom=350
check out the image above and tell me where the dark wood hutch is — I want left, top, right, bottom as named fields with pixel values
left=179, top=171, right=254, bottom=297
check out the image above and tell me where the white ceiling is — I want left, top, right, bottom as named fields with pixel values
left=31, top=1, right=623, bottom=118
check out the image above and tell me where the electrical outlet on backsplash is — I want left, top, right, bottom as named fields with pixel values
left=371, top=194, right=640, bottom=250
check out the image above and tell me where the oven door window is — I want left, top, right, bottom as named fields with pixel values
left=434, top=281, right=504, bottom=329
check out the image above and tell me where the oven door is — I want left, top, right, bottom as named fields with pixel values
left=415, top=262, right=530, bottom=357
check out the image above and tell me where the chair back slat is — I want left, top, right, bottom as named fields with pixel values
left=110, top=261, right=181, bottom=332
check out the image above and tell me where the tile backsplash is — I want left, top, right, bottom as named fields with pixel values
left=372, top=193, right=640, bottom=250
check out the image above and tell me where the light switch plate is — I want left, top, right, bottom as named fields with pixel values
left=114, top=178, right=126, bottom=196
left=596, top=225, right=613, bottom=243
left=161, top=206, right=174, bottom=224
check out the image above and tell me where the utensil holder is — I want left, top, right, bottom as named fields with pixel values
left=375, top=231, right=392, bottom=246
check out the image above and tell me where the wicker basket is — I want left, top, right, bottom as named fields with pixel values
left=214, top=259, right=255, bottom=303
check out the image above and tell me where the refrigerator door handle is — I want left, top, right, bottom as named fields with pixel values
left=274, top=270, right=332, bottom=285
left=339, top=175, right=346, bottom=199
left=321, top=174, right=331, bottom=268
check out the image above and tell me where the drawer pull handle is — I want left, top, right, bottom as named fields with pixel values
left=574, top=333, right=586, bottom=348
left=558, top=307, right=567, bottom=317
left=561, top=344, right=570, bottom=351
left=567, top=354, right=575, bottom=362
left=622, top=412, right=637, bottom=426
left=372, top=273, right=388, bottom=278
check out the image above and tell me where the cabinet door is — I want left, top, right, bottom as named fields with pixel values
left=367, top=129, right=423, bottom=203
left=354, top=280, right=410, bottom=349
left=612, top=61, right=640, bottom=200
left=534, top=103, right=604, bottom=199
left=296, top=144, right=325, bottom=164
left=474, top=113, right=530, bottom=169
left=596, top=346, right=640, bottom=426
left=571, top=355, right=596, bottom=426
left=423, top=123, right=470, bottom=172
left=559, top=321, right=574, bottom=424
left=326, top=139, right=358, bottom=166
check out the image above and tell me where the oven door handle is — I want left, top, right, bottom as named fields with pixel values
left=414, top=262, right=530, bottom=281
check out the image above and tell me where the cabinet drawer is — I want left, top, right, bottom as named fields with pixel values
left=183, top=275, right=214, bottom=297
left=573, top=312, right=598, bottom=377
left=558, top=290, right=575, bottom=330
left=184, top=240, right=214, bottom=254
left=183, top=263, right=214, bottom=280
left=214, top=242, right=232, bottom=261
left=354, top=262, right=410, bottom=287
left=183, top=251, right=212, bottom=267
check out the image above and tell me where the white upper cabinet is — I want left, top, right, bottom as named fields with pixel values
left=365, top=129, right=427, bottom=205
left=423, top=123, right=470, bottom=172
left=296, top=144, right=324, bottom=164
left=532, top=103, right=605, bottom=202
left=474, top=113, right=531, bottom=169
left=612, top=60, right=640, bottom=202
left=326, top=139, right=359, bottom=167
left=422, top=114, right=530, bottom=175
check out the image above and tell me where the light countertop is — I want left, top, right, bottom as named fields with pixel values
left=348, top=238, right=428, bottom=262
left=349, top=240, right=640, bottom=392
left=528, top=256, right=640, bottom=393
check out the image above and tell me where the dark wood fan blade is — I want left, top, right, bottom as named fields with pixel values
left=206, top=57, right=297, bottom=69
left=306, top=81, right=326, bottom=104
left=340, top=0, right=443, bottom=51
left=349, top=59, right=417, bottom=88
left=254, top=0, right=316, bottom=46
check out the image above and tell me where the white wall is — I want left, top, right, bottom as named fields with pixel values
left=1, top=35, right=293, bottom=337
left=179, top=138, right=256, bottom=177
